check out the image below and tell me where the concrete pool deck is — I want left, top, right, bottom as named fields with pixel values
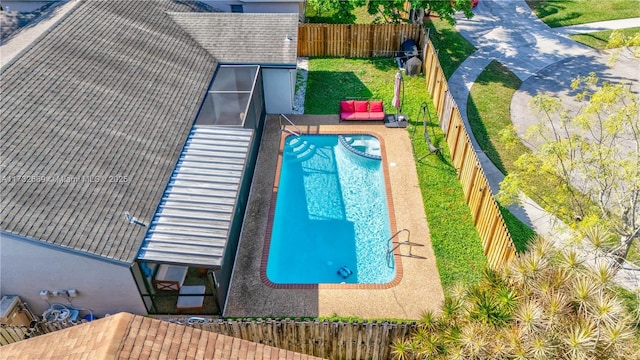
left=224, top=115, right=444, bottom=320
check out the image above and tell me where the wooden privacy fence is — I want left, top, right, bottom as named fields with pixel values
left=2, top=317, right=415, bottom=360
left=298, top=23, right=425, bottom=58
left=0, top=325, right=30, bottom=346
left=192, top=318, right=416, bottom=360
left=0, top=319, right=86, bottom=346
left=421, top=37, right=517, bottom=269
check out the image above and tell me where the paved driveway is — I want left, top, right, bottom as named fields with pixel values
left=512, top=50, right=640, bottom=150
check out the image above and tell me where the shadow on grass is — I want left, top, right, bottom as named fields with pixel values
left=424, top=19, right=477, bottom=79
left=500, top=205, right=536, bottom=253
left=472, top=63, right=522, bottom=89
left=570, top=33, right=608, bottom=49
left=305, top=70, right=372, bottom=114
left=525, top=0, right=562, bottom=18
left=525, top=0, right=576, bottom=28
left=467, top=96, right=507, bottom=174
left=467, top=60, right=523, bottom=175
left=369, top=57, right=400, bottom=72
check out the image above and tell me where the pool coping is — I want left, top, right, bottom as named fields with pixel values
left=259, top=130, right=403, bottom=290
left=224, top=115, right=445, bottom=320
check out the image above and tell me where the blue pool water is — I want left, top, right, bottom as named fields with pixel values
left=266, top=134, right=394, bottom=284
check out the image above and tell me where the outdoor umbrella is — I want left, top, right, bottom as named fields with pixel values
left=391, top=70, right=403, bottom=120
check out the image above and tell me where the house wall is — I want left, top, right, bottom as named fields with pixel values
left=262, top=67, right=296, bottom=114
left=240, top=2, right=303, bottom=16
left=0, top=232, right=146, bottom=317
left=201, top=1, right=304, bottom=20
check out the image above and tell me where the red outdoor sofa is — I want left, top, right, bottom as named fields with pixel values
left=340, top=100, right=385, bottom=121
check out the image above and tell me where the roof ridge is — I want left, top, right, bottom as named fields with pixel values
left=101, top=313, right=135, bottom=358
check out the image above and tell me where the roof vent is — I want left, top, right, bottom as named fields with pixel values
left=125, top=212, right=146, bottom=227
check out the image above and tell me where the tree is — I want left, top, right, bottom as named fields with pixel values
left=306, top=0, right=472, bottom=25
left=606, top=29, right=640, bottom=63
left=306, top=0, right=358, bottom=23
left=498, top=30, right=640, bottom=264
left=363, top=0, right=407, bottom=24
left=404, top=0, right=473, bottom=25
left=498, top=70, right=639, bottom=264
left=392, top=237, right=640, bottom=359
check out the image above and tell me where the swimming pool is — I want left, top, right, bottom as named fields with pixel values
left=265, top=134, right=395, bottom=285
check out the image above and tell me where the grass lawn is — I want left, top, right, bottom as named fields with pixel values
left=526, top=0, right=640, bottom=27
left=424, top=17, right=476, bottom=79
left=305, top=57, right=487, bottom=289
left=571, top=27, right=640, bottom=49
left=467, top=61, right=522, bottom=176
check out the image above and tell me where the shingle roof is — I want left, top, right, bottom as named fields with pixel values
left=0, top=312, right=326, bottom=359
left=169, top=12, right=298, bottom=64
left=0, top=1, right=218, bottom=263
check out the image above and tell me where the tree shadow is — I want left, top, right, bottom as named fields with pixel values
left=499, top=204, right=536, bottom=253
left=424, top=19, right=476, bottom=79
left=518, top=54, right=636, bottom=98
left=466, top=60, right=522, bottom=175
left=526, top=0, right=581, bottom=28
left=570, top=33, right=608, bottom=48
left=369, top=57, right=399, bottom=72
left=472, top=63, right=522, bottom=90
left=527, top=0, right=562, bottom=18
left=305, top=70, right=372, bottom=114
left=466, top=95, right=507, bottom=174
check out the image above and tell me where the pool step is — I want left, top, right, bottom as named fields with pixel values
left=342, top=136, right=355, bottom=144
left=338, top=135, right=382, bottom=160
left=284, top=138, right=316, bottom=162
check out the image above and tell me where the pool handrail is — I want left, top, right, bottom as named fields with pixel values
left=386, top=228, right=424, bottom=264
left=279, top=114, right=301, bottom=136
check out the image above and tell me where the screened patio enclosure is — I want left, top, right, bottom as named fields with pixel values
left=133, top=65, right=265, bottom=315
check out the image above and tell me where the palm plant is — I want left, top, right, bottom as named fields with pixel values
left=390, top=339, right=413, bottom=360
left=392, top=236, right=640, bottom=359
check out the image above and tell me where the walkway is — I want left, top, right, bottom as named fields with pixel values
left=447, top=0, right=640, bottom=289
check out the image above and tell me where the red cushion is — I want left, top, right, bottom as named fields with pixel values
left=340, top=101, right=355, bottom=113
left=354, top=101, right=369, bottom=113
left=369, top=112, right=385, bottom=120
left=369, top=101, right=383, bottom=112
left=354, top=112, right=370, bottom=120
left=341, top=112, right=357, bottom=120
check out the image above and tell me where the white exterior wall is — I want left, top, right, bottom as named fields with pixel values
left=0, top=232, right=146, bottom=317
left=262, top=67, right=296, bottom=114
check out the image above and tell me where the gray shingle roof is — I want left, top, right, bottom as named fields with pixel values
left=0, top=1, right=218, bottom=263
left=169, top=12, right=298, bottom=65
